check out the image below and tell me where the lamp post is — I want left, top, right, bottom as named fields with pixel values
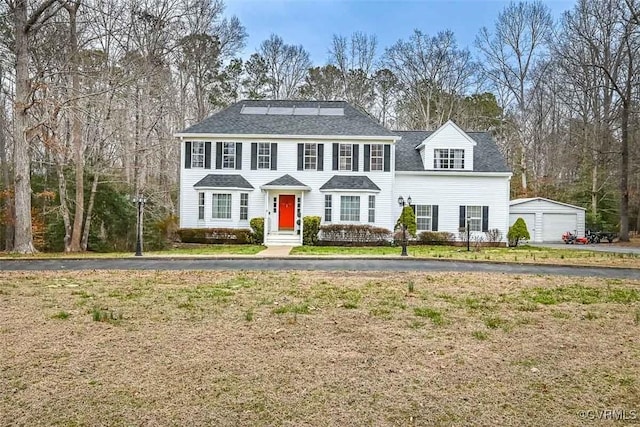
left=132, top=194, right=147, bottom=256
left=397, top=195, right=412, bottom=257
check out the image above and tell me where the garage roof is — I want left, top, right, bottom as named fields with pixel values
left=510, top=197, right=586, bottom=210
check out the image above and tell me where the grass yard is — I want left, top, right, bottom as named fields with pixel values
left=2, top=270, right=640, bottom=426
left=0, top=244, right=266, bottom=259
left=291, top=244, right=640, bottom=268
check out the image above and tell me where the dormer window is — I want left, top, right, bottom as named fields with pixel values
left=434, top=149, right=464, bottom=169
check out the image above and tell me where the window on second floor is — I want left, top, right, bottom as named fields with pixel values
left=339, top=144, right=352, bottom=171
left=434, top=148, right=464, bottom=169
left=370, top=144, right=384, bottom=171
left=305, top=143, right=317, bottom=170
left=192, top=141, right=205, bottom=168
left=257, top=143, right=271, bottom=169
left=223, top=142, right=236, bottom=169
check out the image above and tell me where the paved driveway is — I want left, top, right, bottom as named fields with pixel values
left=1, top=258, right=639, bottom=279
left=530, top=243, right=640, bottom=255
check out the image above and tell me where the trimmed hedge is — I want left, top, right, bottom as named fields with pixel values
left=250, top=217, right=264, bottom=244
left=303, top=216, right=321, bottom=246
left=417, top=231, right=456, bottom=245
left=177, top=228, right=252, bottom=244
left=319, top=224, right=392, bottom=246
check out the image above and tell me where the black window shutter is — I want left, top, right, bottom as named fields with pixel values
left=271, top=143, right=277, bottom=170
left=317, top=144, right=324, bottom=171
left=185, top=141, right=192, bottom=169
left=459, top=206, right=466, bottom=229
left=482, top=206, right=489, bottom=232
left=332, top=143, right=338, bottom=170
left=215, top=142, right=222, bottom=169
left=297, top=144, right=304, bottom=170
left=204, top=142, right=211, bottom=169
left=251, top=143, right=257, bottom=170
left=364, top=144, right=370, bottom=172
left=432, top=205, right=439, bottom=231
left=384, top=145, right=391, bottom=172
left=235, top=142, right=242, bottom=170
left=352, top=144, right=359, bottom=171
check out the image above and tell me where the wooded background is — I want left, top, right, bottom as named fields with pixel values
left=0, top=0, right=638, bottom=253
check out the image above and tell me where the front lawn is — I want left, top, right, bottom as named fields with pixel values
left=0, top=244, right=266, bottom=258
left=290, top=244, right=640, bottom=267
left=1, top=270, right=639, bottom=426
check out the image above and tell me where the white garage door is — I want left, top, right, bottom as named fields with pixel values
left=542, top=213, right=577, bottom=242
left=510, top=213, right=535, bottom=242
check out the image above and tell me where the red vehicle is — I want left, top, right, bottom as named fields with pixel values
left=562, top=231, right=589, bottom=244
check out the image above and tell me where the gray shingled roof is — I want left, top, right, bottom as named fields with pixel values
left=320, top=175, right=381, bottom=191
left=264, top=174, right=308, bottom=187
left=193, top=174, right=254, bottom=189
left=394, top=131, right=510, bottom=173
left=179, top=100, right=396, bottom=137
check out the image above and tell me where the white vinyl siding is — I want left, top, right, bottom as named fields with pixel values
left=394, top=174, right=510, bottom=243
left=192, top=141, right=205, bottom=168
left=415, top=204, right=432, bottom=231
left=198, top=192, right=205, bottom=220
left=339, top=144, right=352, bottom=171
left=370, top=144, right=383, bottom=171
left=305, top=143, right=317, bottom=170
left=212, top=194, right=232, bottom=219
left=257, top=143, right=271, bottom=169
left=222, top=142, right=236, bottom=169
left=340, top=195, right=360, bottom=221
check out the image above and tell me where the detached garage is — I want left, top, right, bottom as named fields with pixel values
left=509, top=198, right=586, bottom=243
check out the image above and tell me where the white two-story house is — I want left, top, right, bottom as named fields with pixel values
left=175, top=100, right=512, bottom=246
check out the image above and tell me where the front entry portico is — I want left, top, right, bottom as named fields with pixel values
left=260, top=174, right=311, bottom=246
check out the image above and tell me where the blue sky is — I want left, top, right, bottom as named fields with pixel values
left=225, top=0, right=574, bottom=64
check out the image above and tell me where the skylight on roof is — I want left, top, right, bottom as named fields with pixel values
left=240, top=105, right=344, bottom=116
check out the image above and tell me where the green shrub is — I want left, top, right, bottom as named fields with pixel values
left=303, top=216, right=321, bottom=245
left=249, top=217, right=264, bottom=244
left=319, top=224, right=392, bottom=245
left=395, top=206, right=417, bottom=237
left=177, top=228, right=252, bottom=244
left=508, top=218, right=530, bottom=247
left=417, top=231, right=455, bottom=245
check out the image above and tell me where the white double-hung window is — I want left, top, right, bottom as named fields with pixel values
left=191, top=141, right=205, bottom=168
left=434, top=149, right=464, bottom=169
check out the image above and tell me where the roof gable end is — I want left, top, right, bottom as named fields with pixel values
left=415, top=120, right=477, bottom=149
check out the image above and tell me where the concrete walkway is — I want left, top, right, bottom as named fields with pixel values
left=256, top=245, right=294, bottom=257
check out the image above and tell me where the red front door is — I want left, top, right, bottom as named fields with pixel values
left=278, top=195, right=295, bottom=230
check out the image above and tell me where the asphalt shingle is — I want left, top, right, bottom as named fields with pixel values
left=320, top=175, right=381, bottom=191
left=394, top=130, right=510, bottom=173
left=180, top=100, right=396, bottom=137
left=193, top=174, right=254, bottom=189
left=264, top=174, right=308, bottom=187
